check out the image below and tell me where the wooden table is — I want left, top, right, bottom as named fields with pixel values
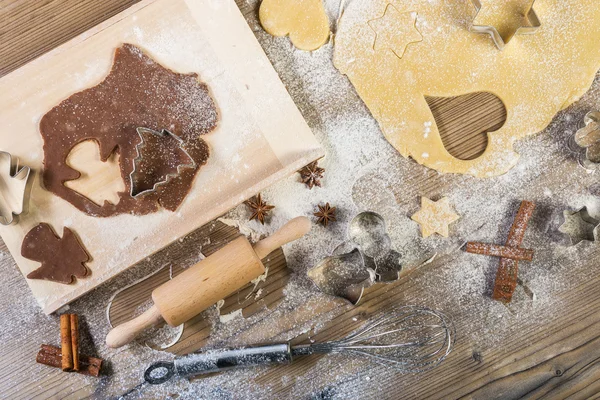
left=2, top=1, right=600, bottom=399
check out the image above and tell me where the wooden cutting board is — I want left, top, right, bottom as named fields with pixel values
left=0, top=0, right=323, bottom=314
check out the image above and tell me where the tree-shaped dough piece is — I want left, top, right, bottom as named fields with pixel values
left=22, top=223, right=90, bottom=285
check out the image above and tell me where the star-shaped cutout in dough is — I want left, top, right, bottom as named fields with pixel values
left=558, top=207, right=600, bottom=245
left=470, top=0, right=541, bottom=50
left=411, top=197, right=460, bottom=238
left=368, top=5, right=422, bottom=60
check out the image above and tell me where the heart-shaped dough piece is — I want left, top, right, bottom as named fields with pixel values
left=259, top=0, right=330, bottom=51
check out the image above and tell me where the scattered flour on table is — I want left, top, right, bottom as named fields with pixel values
left=2, top=0, right=600, bottom=398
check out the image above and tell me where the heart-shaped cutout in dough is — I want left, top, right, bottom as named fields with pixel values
left=259, top=0, right=330, bottom=51
left=425, top=92, right=506, bottom=161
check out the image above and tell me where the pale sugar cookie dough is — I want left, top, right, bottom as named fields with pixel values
left=411, top=197, right=460, bottom=238
left=259, top=0, right=330, bottom=51
left=334, top=0, right=600, bottom=177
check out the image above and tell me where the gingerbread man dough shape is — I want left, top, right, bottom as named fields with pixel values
left=334, top=0, right=600, bottom=177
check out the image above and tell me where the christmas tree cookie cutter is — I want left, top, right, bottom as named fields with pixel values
left=129, top=127, right=196, bottom=198
left=0, top=151, right=33, bottom=225
left=470, top=0, right=541, bottom=50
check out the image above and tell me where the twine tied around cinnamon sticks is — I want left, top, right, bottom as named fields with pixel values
left=36, top=314, right=102, bottom=377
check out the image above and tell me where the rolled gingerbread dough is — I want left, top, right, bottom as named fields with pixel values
left=40, top=44, right=218, bottom=217
left=334, top=0, right=600, bottom=177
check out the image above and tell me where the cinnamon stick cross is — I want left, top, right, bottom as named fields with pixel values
left=465, top=201, right=536, bottom=303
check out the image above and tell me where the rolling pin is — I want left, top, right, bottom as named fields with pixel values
left=106, top=216, right=311, bottom=348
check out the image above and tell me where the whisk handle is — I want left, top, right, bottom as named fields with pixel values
left=145, top=344, right=293, bottom=384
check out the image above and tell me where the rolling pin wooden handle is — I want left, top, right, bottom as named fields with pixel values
left=106, top=305, right=163, bottom=348
left=253, top=216, right=311, bottom=259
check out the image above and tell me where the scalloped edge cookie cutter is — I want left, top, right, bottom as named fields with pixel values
left=573, top=111, right=600, bottom=170
left=470, top=0, right=541, bottom=50
left=129, top=128, right=196, bottom=198
left=0, top=151, right=33, bottom=225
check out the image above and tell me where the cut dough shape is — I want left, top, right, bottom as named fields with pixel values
left=64, top=140, right=125, bottom=207
left=411, top=197, right=459, bottom=238
left=23, top=223, right=90, bottom=285
left=334, top=0, right=600, bottom=177
left=259, top=0, right=330, bottom=51
left=40, top=43, right=218, bottom=217
left=368, top=5, right=422, bottom=60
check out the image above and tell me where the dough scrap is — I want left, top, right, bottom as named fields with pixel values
left=334, top=0, right=600, bottom=177
left=23, top=223, right=90, bottom=285
left=40, top=43, right=218, bottom=217
left=259, top=0, right=330, bottom=51
left=411, top=197, right=459, bottom=238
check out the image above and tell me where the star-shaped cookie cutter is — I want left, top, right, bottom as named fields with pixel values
left=469, top=0, right=541, bottom=50
left=0, top=151, right=32, bottom=225
left=129, top=127, right=196, bottom=198
left=558, top=206, right=600, bottom=245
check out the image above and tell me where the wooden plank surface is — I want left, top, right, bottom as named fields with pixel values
left=1, top=1, right=600, bottom=400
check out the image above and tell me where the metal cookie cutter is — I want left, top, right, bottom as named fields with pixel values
left=572, top=111, right=600, bottom=170
left=129, top=127, right=196, bottom=198
left=308, top=211, right=403, bottom=304
left=470, top=0, right=541, bottom=50
left=0, top=151, right=32, bottom=225
left=558, top=206, right=600, bottom=245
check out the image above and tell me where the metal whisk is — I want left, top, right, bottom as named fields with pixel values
left=144, top=306, right=454, bottom=385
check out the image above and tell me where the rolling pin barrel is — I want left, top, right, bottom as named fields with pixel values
left=106, top=217, right=311, bottom=348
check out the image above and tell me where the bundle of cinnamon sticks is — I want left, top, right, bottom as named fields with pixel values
left=36, top=314, right=102, bottom=377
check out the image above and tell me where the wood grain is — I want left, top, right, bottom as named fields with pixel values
left=1, top=1, right=600, bottom=400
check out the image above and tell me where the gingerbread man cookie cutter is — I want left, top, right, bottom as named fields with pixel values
left=469, top=0, right=541, bottom=50
left=308, top=212, right=402, bottom=304
left=129, top=127, right=197, bottom=198
left=0, top=151, right=32, bottom=225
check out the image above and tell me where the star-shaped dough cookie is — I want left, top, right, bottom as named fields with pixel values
left=368, top=5, right=422, bottom=59
left=411, top=197, right=460, bottom=238
left=470, top=0, right=540, bottom=49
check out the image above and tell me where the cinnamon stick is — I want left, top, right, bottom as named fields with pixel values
left=492, top=201, right=536, bottom=303
left=70, top=314, right=79, bottom=371
left=36, top=345, right=102, bottom=377
left=60, top=314, right=73, bottom=371
left=466, top=242, right=534, bottom=261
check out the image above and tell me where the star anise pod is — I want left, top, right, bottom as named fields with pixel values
left=314, top=203, right=337, bottom=227
left=245, top=193, right=275, bottom=224
left=299, top=161, right=325, bottom=189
